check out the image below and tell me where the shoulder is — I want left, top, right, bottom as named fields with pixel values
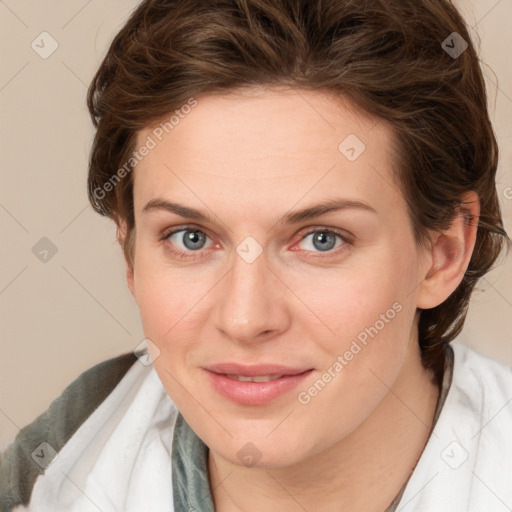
left=0, top=352, right=138, bottom=512
left=396, top=341, right=512, bottom=510
left=450, top=340, right=512, bottom=409
left=448, top=340, right=512, bottom=454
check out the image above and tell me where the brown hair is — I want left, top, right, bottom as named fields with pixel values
left=86, top=0, right=510, bottom=377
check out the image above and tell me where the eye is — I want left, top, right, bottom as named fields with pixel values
left=162, top=226, right=214, bottom=259
left=295, top=228, right=348, bottom=256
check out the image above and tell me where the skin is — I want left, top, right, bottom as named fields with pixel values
left=122, top=87, right=479, bottom=511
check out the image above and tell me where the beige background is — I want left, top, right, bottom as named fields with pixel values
left=0, top=0, right=511, bottom=451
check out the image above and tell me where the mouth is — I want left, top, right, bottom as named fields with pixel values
left=223, top=374, right=287, bottom=382
left=203, top=362, right=313, bottom=377
left=203, top=368, right=314, bottom=406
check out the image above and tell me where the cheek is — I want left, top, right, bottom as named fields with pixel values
left=293, top=247, right=418, bottom=407
left=291, top=279, right=414, bottom=442
left=295, top=252, right=414, bottom=345
left=133, top=267, right=206, bottom=403
left=132, top=254, right=208, bottom=348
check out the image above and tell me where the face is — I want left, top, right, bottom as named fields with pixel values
left=127, top=88, right=431, bottom=468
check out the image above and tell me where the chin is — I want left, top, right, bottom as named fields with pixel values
left=213, top=434, right=311, bottom=470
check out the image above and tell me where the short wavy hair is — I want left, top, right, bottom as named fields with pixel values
left=86, top=0, right=510, bottom=379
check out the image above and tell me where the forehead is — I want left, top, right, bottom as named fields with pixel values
left=137, top=87, right=390, bottom=162
left=132, top=88, right=404, bottom=223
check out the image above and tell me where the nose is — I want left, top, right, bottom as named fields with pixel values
left=213, top=246, right=291, bottom=344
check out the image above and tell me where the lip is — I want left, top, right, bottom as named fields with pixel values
left=203, top=367, right=314, bottom=406
left=203, top=362, right=312, bottom=377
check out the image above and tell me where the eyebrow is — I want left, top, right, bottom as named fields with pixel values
left=142, top=197, right=377, bottom=225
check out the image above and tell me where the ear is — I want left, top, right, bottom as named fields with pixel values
left=416, top=191, right=480, bottom=309
left=116, top=220, right=136, bottom=299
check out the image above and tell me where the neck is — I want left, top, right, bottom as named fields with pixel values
left=208, top=340, right=441, bottom=512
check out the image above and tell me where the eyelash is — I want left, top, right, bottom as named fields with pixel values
left=160, top=225, right=352, bottom=261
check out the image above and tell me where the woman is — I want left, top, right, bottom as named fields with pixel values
left=2, top=0, right=511, bottom=510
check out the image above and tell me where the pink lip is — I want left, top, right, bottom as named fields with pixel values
left=203, top=368, right=314, bottom=406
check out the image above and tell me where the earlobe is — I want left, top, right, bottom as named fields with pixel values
left=416, top=191, right=480, bottom=309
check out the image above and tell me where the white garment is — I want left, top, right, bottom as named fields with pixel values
left=14, top=341, right=512, bottom=511
left=15, top=363, right=177, bottom=512
left=396, top=341, right=512, bottom=511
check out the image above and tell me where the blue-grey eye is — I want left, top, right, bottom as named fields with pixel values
left=299, top=231, right=344, bottom=252
left=169, top=229, right=209, bottom=251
